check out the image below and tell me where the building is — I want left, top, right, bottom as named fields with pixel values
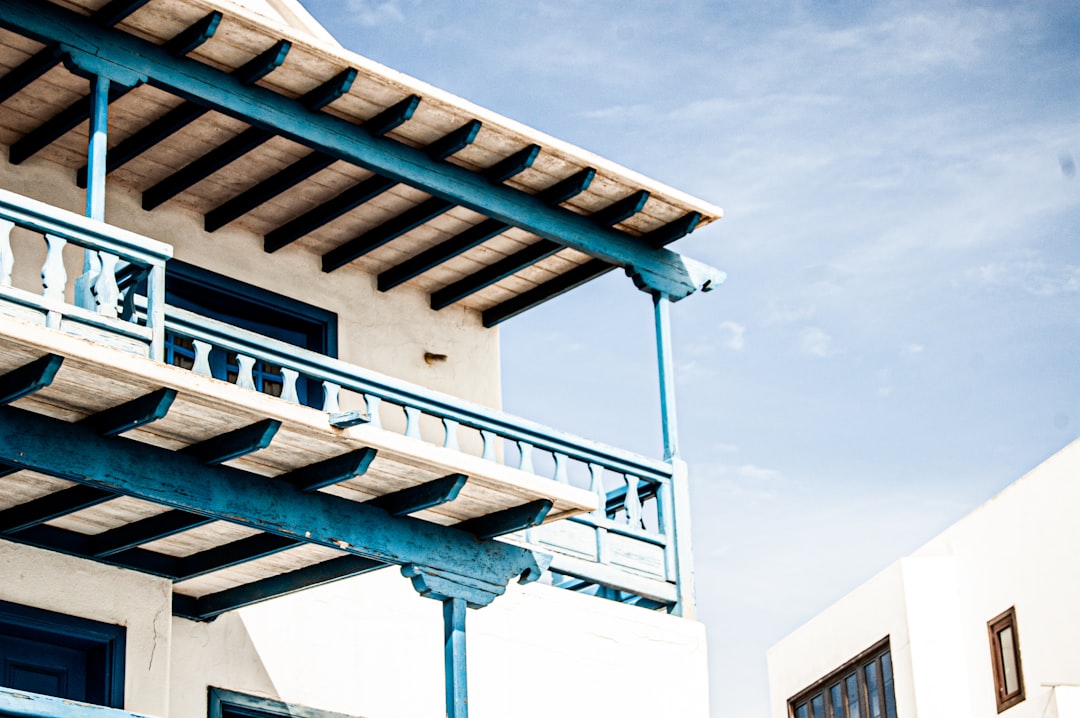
left=0, top=1, right=726, bottom=717
left=767, top=438, right=1080, bottom=718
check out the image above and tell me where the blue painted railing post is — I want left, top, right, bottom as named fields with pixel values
left=75, top=73, right=109, bottom=310
left=444, top=597, right=468, bottom=718
left=653, top=292, right=697, bottom=618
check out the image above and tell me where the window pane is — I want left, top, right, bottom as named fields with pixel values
left=999, top=626, right=1019, bottom=694
left=830, top=684, right=844, bottom=718
left=846, top=674, right=861, bottom=718
left=811, top=694, right=825, bottom=718
left=865, top=662, right=883, bottom=718
left=881, top=651, right=897, bottom=718
left=796, top=703, right=809, bottom=718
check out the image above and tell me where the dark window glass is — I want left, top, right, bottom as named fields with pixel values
left=789, top=640, right=893, bottom=718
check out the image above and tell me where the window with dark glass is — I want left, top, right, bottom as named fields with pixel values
left=988, top=607, right=1024, bottom=712
left=789, top=638, right=897, bottom=718
left=209, top=688, right=354, bottom=718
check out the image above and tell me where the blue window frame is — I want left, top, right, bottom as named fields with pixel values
left=0, top=600, right=125, bottom=707
left=209, top=688, right=355, bottom=718
left=164, top=261, right=338, bottom=407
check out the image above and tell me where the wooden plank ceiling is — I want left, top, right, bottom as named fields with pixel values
left=0, top=0, right=723, bottom=325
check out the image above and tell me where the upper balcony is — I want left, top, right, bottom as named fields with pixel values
left=0, top=0, right=725, bottom=623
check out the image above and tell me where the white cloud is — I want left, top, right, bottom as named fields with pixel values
left=718, top=320, right=746, bottom=351
left=967, top=260, right=1080, bottom=297
left=697, top=463, right=784, bottom=501
left=800, top=327, right=838, bottom=358
left=902, top=343, right=925, bottom=356
left=346, top=0, right=406, bottom=27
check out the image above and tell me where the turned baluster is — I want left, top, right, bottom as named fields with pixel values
left=404, top=406, right=422, bottom=440
left=41, top=234, right=67, bottom=304
left=191, top=340, right=213, bottom=377
left=588, top=463, right=605, bottom=517
left=442, top=418, right=460, bottom=451
left=553, top=453, right=569, bottom=484
left=322, top=382, right=341, bottom=413
left=0, top=219, right=13, bottom=287
left=363, top=394, right=382, bottom=429
left=516, top=441, right=535, bottom=473
left=235, top=355, right=256, bottom=390
left=480, top=430, right=497, bottom=462
left=280, top=368, right=300, bottom=403
left=623, top=474, right=643, bottom=528
left=93, top=252, right=120, bottom=318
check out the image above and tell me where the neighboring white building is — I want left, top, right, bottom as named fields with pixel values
left=768, top=438, right=1080, bottom=718
left=0, top=1, right=724, bottom=717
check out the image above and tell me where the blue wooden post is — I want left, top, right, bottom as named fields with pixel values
left=652, top=292, right=697, bottom=618
left=444, top=597, right=468, bottom=718
left=75, top=74, right=109, bottom=310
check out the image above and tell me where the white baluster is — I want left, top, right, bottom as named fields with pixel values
left=94, top=252, right=120, bottom=317
left=322, top=382, right=341, bottom=413
left=442, top=418, right=460, bottom=451
left=480, top=430, right=497, bottom=462
left=404, top=406, right=422, bottom=440
left=0, top=219, right=14, bottom=287
left=553, top=452, right=569, bottom=484
left=280, top=368, right=300, bottom=403
left=41, top=233, right=67, bottom=304
left=516, top=441, right=535, bottom=473
left=363, top=394, right=382, bottom=429
left=191, top=340, right=213, bottom=376
left=235, top=354, right=256, bottom=390
left=588, top=463, right=605, bottom=517
left=624, top=474, right=643, bottom=527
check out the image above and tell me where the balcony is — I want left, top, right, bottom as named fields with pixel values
left=0, top=188, right=690, bottom=615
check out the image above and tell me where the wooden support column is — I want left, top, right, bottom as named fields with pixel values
left=75, top=74, right=109, bottom=310
left=444, top=597, right=468, bottom=718
left=653, top=292, right=697, bottom=618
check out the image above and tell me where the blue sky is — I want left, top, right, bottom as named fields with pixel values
left=302, top=1, right=1079, bottom=715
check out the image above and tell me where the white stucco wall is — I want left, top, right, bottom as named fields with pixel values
left=768, top=437, right=1080, bottom=718
left=0, top=541, right=173, bottom=717
left=170, top=569, right=710, bottom=718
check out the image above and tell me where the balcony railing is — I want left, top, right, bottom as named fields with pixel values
left=0, top=688, right=152, bottom=718
left=0, top=188, right=681, bottom=609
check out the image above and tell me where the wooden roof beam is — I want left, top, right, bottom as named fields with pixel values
left=10, top=12, right=222, bottom=167
left=266, top=120, right=481, bottom=254
left=141, top=67, right=357, bottom=210
left=203, top=94, right=420, bottom=233
left=322, top=141, right=535, bottom=272
left=76, top=39, right=291, bottom=189
left=4, top=0, right=721, bottom=300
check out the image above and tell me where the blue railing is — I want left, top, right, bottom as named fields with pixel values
left=0, top=188, right=680, bottom=608
left=0, top=688, right=152, bottom=718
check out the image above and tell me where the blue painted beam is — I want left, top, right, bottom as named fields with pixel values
left=430, top=240, right=562, bottom=310
left=0, top=685, right=155, bottom=718
left=0, top=486, right=114, bottom=533
left=456, top=499, right=552, bottom=540
left=75, top=39, right=291, bottom=189
left=0, top=404, right=546, bottom=590
left=378, top=157, right=588, bottom=291
left=0, top=354, right=63, bottom=404
left=444, top=597, right=468, bottom=718
left=590, top=189, right=650, bottom=226
left=644, top=212, right=701, bottom=248
left=90, top=510, right=213, bottom=557
left=91, top=0, right=153, bottom=28
left=176, top=533, right=300, bottom=580
left=268, top=121, right=479, bottom=254
left=12, top=13, right=221, bottom=168
left=10, top=523, right=182, bottom=577
left=180, top=419, right=281, bottom=465
left=482, top=258, right=613, bottom=327
left=329, top=143, right=539, bottom=275
left=77, top=388, right=176, bottom=437
left=202, top=95, right=419, bottom=232
left=279, top=447, right=378, bottom=492
left=2, top=0, right=720, bottom=299
left=173, top=554, right=384, bottom=620
left=141, top=68, right=356, bottom=210
left=368, top=473, right=467, bottom=516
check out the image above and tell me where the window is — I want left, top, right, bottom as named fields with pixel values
left=209, top=688, right=355, bottom=718
left=0, top=601, right=125, bottom=706
left=164, top=261, right=338, bottom=407
left=988, top=607, right=1024, bottom=712
left=789, top=638, right=897, bottom=718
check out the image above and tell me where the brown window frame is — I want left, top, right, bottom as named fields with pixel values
left=987, top=607, right=1025, bottom=712
left=788, top=637, right=896, bottom=718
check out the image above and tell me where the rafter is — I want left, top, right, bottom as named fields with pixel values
left=0, top=354, right=62, bottom=404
